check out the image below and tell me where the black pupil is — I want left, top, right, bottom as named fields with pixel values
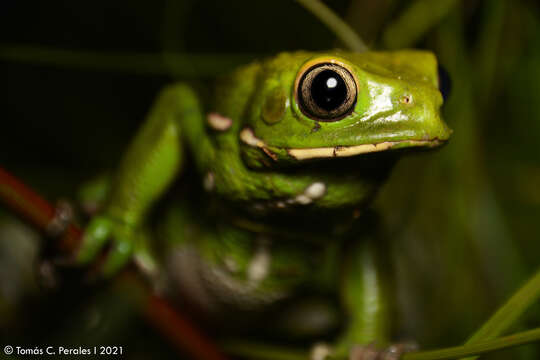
left=310, top=69, right=347, bottom=111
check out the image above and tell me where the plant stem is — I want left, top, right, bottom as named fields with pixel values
left=460, top=267, right=540, bottom=360
left=0, top=44, right=255, bottom=78
left=473, top=0, right=507, bottom=112
left=381, top=0, right=459, bottom=49
left=295, top=0, right=368, bottom=52
left=0, top=167, right=81, bottom=252
left=222, top=327, right=540, bottom=360
left=404, top=327, right=540, bottom=360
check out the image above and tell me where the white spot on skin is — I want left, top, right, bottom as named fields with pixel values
left=239, top=128, right=266, bottom=147
left=203, top=172, right=214, bottom=191
left=207, top=112, right=232, bottom=131
left=285, top=182, right=327, bottom=206
left=239, top=128, right=279, bottom=162
left=294, top=194, right=312, bottom=205
left=310, top=343, right=333, bottom=360
left=304, top=182, right=326, bottom=200
left=247, top=241, right=271, bottom=282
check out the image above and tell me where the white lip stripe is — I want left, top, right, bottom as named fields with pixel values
left=239, top=127, right=439, bottom=161
left=287, top=140, right=437, bottom=160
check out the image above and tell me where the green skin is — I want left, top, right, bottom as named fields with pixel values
left=77, top=50, right=451, bottom=357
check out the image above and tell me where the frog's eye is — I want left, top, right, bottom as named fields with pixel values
left=296, top=63, right=357, bottom=121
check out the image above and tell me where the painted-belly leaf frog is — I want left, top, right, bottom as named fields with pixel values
left=77, top=50, right=451, bottom=359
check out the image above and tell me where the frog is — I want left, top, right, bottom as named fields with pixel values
left=75, top=50, right=451, bottom=359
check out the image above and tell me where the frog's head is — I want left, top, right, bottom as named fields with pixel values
left=206, top=50, right=451, bottom=213
left=239, top=50, right=451, bottom=168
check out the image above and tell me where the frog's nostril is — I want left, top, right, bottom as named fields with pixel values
left=437, top=64, right=452, bottom=102
left=400, top=94, right=413, bottom=105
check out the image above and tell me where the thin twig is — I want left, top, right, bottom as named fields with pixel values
left=295, top=0, right=368, bottom=52
left=0, top=167, right=81, bottom=252
left=460, top=268, right=540, bottom=360
left=404, top=327, right=540, bottom=360
left=381, top=0, right=459, bottom=49
left=146, top=295, right=229, bottom=360
left=0, top=44, right=256, bottom=78
left=222, top=327, right=540, bottom=360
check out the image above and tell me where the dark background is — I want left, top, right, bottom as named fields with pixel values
left=1, top=0, right=540, bottom=359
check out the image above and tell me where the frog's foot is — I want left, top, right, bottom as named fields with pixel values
left=76, top=215, right=136, bottom=277
left=349, top=342, right=418, bottom=360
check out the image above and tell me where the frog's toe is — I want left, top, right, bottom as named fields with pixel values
left=380, top=342, right=418, bottom=360
left=350, top=343, right=378, bottom=360
left=77, top=216, right=138, bottom=277
left=350, top=342, right=418, bottom=360
left=77, top=216, right=113, bottom=264
left=101, top=236, right=134, bottom=276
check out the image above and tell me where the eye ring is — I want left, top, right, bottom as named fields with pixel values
left=295, top=61, right=357, bottom=121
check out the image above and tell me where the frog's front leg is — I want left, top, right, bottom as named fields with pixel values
left=321, top=233, right=417, bottom=360
left=331, top=237, right=392, bottom=359
left=317, top=233, right=413, bottom=360
left=77, top=83, right=203, bottom=276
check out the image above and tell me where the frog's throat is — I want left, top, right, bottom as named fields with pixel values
left=239, top=127, right=444, bottom=161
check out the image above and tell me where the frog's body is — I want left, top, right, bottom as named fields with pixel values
left=78, top=50, right=451, bottom=358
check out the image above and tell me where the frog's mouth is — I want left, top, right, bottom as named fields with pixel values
left=285, top=139, right=444, bottom=160
left=239, top=127, right=446, bottom=166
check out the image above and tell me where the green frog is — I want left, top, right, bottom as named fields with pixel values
left=76, top=50, right=451, bottom=359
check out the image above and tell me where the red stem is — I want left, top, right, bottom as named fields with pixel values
left=146, top=295, right=229, bottom=360
left=0, top=166, right=82, bottom=252
left=0, top=166, right=55, bottom=229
